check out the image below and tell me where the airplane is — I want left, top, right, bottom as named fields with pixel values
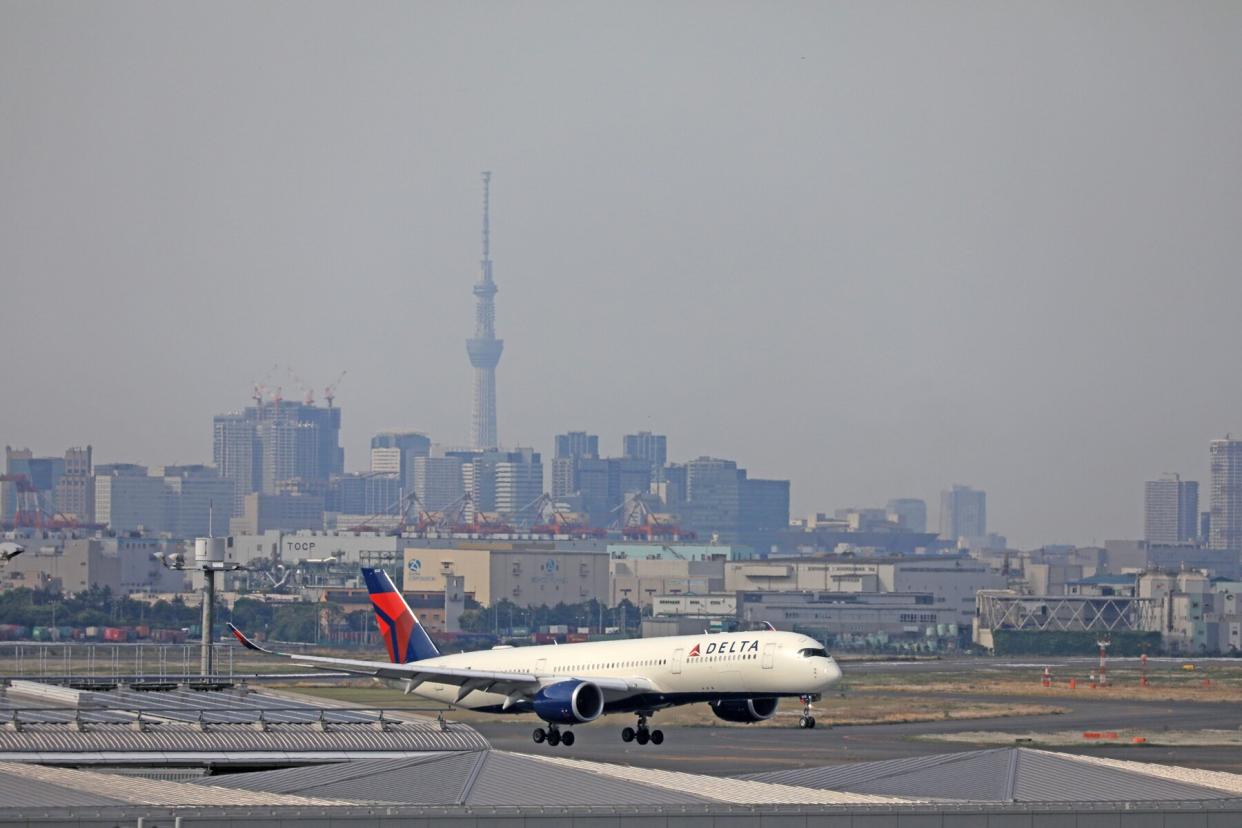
left=0, top=543, right=23, bottom=562
left=228, top=567, right=843, bottom=747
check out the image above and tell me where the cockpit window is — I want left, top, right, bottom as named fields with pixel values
left=798, top=647, right=828, bottom=658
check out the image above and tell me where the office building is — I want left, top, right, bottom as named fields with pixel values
left=55, top=446, right=94, bottom=524
left=94, top=465, right=166, bottom=534
left=940, top=485, right=987, bottom=541
left=886, top=498, right=927, bottom=533
left=551, top=432, right=599, bottom=499
left=739, top=476, right=791, bottom=544
left=555, top=432, right=599, bottom=460
left=680, top=457, right=741, bottom=539
left=329, top=472, right=402, bottom=517
left=370, top=432, right=431, bottom=489
left=493, top=448, right=544, bottom=515
left=623, top=432, right=667, bottom=483
left=1210, top=437, right=1242, bottom=550
left=230, top=492, right=325, bottom=534
left=412, top=456, right=465, bottom=511
left=574, top=457, right=652, bottom=527
left=1144, top=474, right=1199, bottom=544
left=156, top=465, right=234, bottom=538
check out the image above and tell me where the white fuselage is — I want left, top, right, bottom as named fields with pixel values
left=384, top=629, right=841, bottom=713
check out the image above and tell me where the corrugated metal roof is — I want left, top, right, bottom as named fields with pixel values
left=465, top=751, right=711, bottom=807
left=205, top=752, right=483, bottom=804
left=203, top=750, right=711, bottom=807
left=1040, top=751, right=1242, bottom=797
left=743, top=748, right=1242, bottom=803
left=0, top=721, right=486, bottom=754
left=0, top=768, right=131, bottom=808
left=529, top=753, right=912, bottom=805
left=0, top=762, right=352, bottom=807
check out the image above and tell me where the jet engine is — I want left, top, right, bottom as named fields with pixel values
left=709, top=697, right=779, bottom=723
left=532, top=679, right=605, bottom=724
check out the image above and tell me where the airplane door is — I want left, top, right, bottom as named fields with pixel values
left=671, top=649, right=683, bottom=674
left=762, top=643, right=775, bottom=669
left=535, top=658, right=547, bottom=674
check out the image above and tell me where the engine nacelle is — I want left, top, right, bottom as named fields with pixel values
left=710, top=697, right=779, bottom=723
left=532, top=679, right=605, bottom=724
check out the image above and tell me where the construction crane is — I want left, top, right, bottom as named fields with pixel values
left=324, top=371, right=347, bottom=407
left=283, top=364, right=315, bottom=405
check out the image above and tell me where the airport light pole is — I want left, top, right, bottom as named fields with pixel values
left=155, top=537, right=244, bottom=677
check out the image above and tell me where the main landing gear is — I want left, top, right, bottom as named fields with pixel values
left=798, top=694, right=817, bottom=729
left=532, top=724, right=575, bottom=747
left=620, top=713, right=664, bottom=746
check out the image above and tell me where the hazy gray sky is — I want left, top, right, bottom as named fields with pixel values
left=3, top=1, right=1241, bottom=547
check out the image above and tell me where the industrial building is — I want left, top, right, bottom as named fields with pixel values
left=0, top=537, right=188, bottom=595
left=724, top=555, right=1002, bottom=627
left=737, top=590, right=963, bottom=647
left=403, top=541, right=609, bottom=607
left=609, top=555, right=726, bottom=607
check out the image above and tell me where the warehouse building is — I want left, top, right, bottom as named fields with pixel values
left=402, top=542, right=609, bottom=607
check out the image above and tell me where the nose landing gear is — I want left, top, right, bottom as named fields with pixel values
left=532, top=724, right=575, bottom=747
left=621, top=713, right=663, bottom=745
left=798, top=694, right=817, bottom=729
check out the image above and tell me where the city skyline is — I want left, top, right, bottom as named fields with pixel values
left=5, top=4, right=1242, bottom=547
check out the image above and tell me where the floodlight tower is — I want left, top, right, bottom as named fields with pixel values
left=466, top=171, right=503, bottom=449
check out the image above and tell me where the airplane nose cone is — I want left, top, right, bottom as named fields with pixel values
left=821, top=658, right=842, bottom=688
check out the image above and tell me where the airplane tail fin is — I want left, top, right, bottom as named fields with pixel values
left=361, top=567, right=439, bottom=664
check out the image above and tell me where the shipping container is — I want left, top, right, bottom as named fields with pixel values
left=103, top=627, right=128, bottom=642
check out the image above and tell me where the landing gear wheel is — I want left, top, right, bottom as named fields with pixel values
left=650, top=729, right=664, bottom=745
left=799, top=716, right=816, bottom=729
left=532, top=728, right=546, bottom=743
left=561, top=730, right=575, bottom=746
left=636, top=729, right=650, bottom=745
left=547, top=729, right=561, bottom=747
left=806, top=717, right=816, bottom=729
left=621, top=726, right=636, bottom=743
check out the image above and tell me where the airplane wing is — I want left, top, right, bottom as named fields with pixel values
left=228, top=623, right=651, bottom=701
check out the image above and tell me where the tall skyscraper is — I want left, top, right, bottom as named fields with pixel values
left=1144, top=474, right=1199, bottom=544
left=1209, top=437, right=1242, bottom=549
left=466, top=171, right=503, bottom=449
left=940, top=485, right=986, bottom=541
left=623, top=432, right=668, bottom=483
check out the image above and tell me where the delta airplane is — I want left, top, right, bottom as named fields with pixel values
left=229, top=567, right=842, bottom=747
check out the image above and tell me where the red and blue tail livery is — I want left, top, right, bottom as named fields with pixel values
left=362, top=567, right=440, bottom=664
